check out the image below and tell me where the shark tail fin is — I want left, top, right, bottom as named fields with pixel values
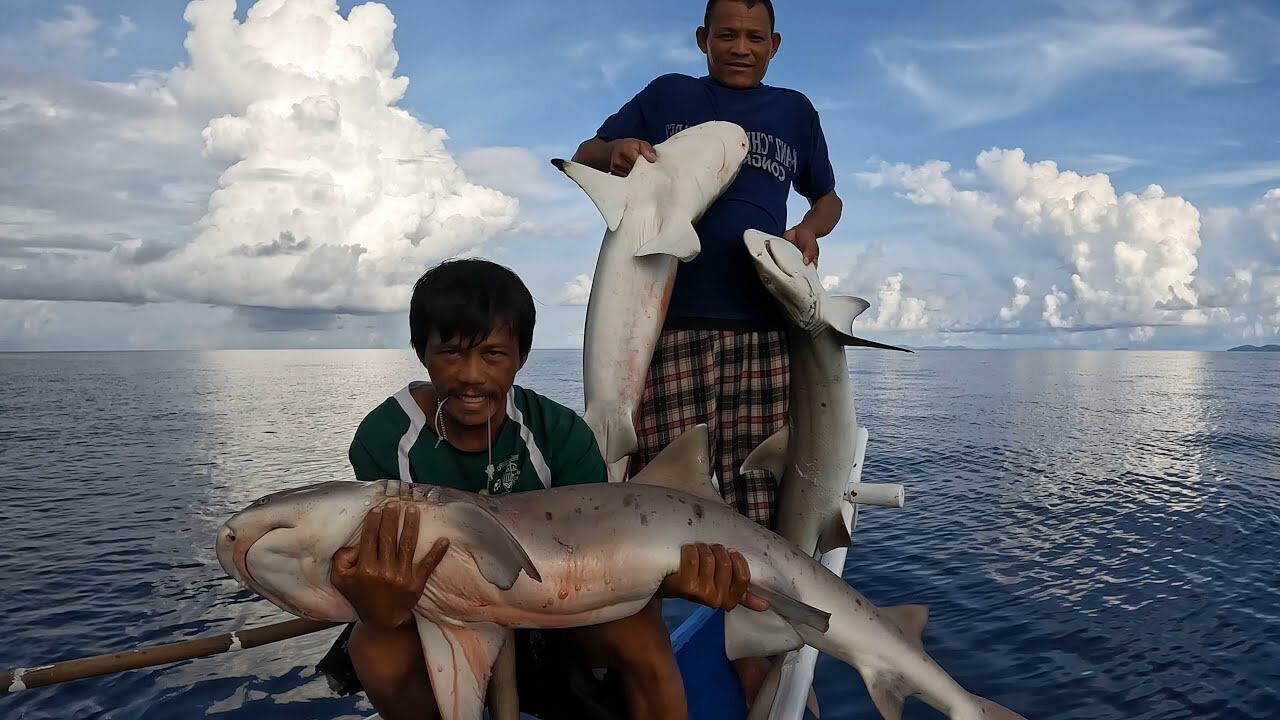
left=550, top=158, right=629, bottom=231
left=584, top=405, right=639, bottom=465
left=605, top=456, right=630, bottom=484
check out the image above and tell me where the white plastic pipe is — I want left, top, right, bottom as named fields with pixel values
left=848, top=482, right=904, bottom=508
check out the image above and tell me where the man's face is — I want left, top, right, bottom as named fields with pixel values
left=422, top=325, right=524, bottom=429
left=697, top=0, right=780, bottom=89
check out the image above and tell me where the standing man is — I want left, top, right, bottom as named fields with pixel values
left=570, top=0, right=842, bottom=702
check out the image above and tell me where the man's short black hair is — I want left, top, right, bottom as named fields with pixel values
left=409, top=258, right=535, bottom=362
left=703, top=0, right=775, bottom=31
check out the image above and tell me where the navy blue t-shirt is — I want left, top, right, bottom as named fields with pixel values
left=596, top=73, right=836, bottom=330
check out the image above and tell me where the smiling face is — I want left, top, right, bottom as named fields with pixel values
left=423, top=325, right=524, bottom=431
left=697, top=0, right=780, bottom=89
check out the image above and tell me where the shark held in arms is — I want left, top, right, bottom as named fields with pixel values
left=551, top=120, right=750, bottom=482
left=216, top=426, right=1027, bottom=720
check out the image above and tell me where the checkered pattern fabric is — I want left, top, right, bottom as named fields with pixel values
left=629, top=329, right=789, bottom=527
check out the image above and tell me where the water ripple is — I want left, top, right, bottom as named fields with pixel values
left=1, top=349, right=1276, bottom=719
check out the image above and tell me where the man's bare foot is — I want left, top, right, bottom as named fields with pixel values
left=732, top=656, right=773, bottom=708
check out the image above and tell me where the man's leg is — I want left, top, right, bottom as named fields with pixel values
left=630, top=329, right=715, bottom=479
left=572, top=598, right=688, bottom=720
left=348, top=621, right=439, bottom=720
left=717, top=329, right=791, bottom=706
left=630, top=328, right=788, bottom=708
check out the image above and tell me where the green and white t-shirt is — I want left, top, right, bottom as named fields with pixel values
left=348, top=382, right=607, bottom=495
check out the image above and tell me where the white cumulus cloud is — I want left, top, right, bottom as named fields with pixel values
left=863, top=273, right=932, bottom=330
left=0, top=0, right=520, bottom=316
left=558, top=274, right=593, bottom=306
left=860, top=148, right=1207, bottom=338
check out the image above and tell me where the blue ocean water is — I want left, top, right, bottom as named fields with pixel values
left=0, top=349, right=1276, bottom=719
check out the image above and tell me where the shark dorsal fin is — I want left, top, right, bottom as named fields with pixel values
left=740, top=426, right=789, bottom=479
left=550, top=158, right=628, bottom=231
left=628, top=424, right=722, bottom=503
left=880, top=604, right=928, bottom=650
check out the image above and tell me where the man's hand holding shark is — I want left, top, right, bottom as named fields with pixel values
left=333, top=501, right=765, bottom=628
left=330, top=504, right=451, bottom=632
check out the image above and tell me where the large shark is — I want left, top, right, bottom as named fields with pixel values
left=739, top=229, right=910, bottom=719
left=742, top=228, right=910, bottom=559
left=216, top=425, right=1026, bottom=720
left=551, top=121, right=750, bottom=481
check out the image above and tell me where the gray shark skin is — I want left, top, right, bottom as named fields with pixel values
left=216, top=425, right=1025, bottom=720
left=551, top=121, right=750, bottom=482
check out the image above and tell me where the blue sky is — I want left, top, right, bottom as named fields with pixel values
left=1, top=0, right=1278, bottom=350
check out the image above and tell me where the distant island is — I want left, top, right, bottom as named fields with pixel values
left=1227, top=344, right=1280, bottom=352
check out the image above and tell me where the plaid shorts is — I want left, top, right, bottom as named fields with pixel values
left=628, top=329, right=789, bottom=528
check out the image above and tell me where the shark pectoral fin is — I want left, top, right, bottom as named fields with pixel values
left=830, top=328, right=914, bottom=353
left=748, top=585, right=832, bottom=634
left=740, top=425, right=789, bottom=478
left=635, top=222, right=700, bottom=261
left=859, top=668, right=911, bottom=720
left=414, top=617, right=508, bottom=720
left=823, top=294, right=871, bottom=333
left=724, top=604, right=804, bottom=660
left=550, top=158, right=628, bottom=231
left=816, top=504, right=854, bottom=555
left=627, top=424, right=723, bottom=503
left=724, top=586, right=831, bottom=661
left=880, top=604, right=928, bottom=650
left=446, top=501, right=542, bottom=589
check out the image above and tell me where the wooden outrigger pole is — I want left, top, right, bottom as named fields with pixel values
left=2, top=618, right=338, bottom=695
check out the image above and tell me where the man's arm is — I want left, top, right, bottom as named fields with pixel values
left=572, top=136, right=657, bottom=177
left=785, top=189, right=842, bottom=266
